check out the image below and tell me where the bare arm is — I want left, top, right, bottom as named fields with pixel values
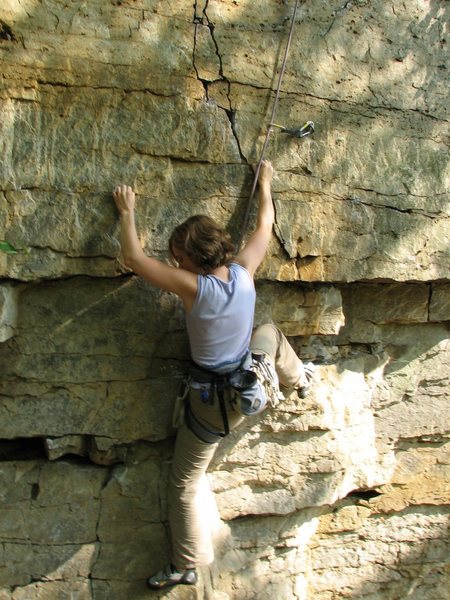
left=112, top=185, right=197, bottom=308
left=236, top=160, right=274, bottom=277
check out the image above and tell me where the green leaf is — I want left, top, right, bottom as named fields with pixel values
left=0, top=240, right=19, bottom=254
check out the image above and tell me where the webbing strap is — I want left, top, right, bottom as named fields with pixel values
left=215, top=380, right=230, bottom=436
left=185, top=401, right=225, bottom=445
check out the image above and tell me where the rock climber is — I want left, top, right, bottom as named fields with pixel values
left=112, top=160, right=315, bottom=590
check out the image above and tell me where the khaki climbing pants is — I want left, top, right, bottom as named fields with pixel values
left=168, top=324, right=307, bottom=570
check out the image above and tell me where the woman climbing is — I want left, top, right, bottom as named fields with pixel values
left=112, top=160, right=315, bottom=590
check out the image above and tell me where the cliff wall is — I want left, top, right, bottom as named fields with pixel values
left=0, top=1, right=449, bottom=599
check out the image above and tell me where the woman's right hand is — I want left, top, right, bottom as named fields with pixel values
left=113, top=185, right=135, bottom=215
left=258, top=160, right=273, bottom=187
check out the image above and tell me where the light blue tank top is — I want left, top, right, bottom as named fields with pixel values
left=185, top=263, right=256, bottom=371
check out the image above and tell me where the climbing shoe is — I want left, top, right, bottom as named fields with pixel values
left=146, top=563, right=197, bottom=590
left=297, top=362, right=315, bottom=399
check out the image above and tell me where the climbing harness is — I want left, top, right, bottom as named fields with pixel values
left=174, top=352, right=283, bottom=444
left=239, top=0, right=314, bottom=247
left=180, top=361, right=240, bottom=444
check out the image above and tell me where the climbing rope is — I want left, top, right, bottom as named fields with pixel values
left=238, top=0, right=307, bottom=248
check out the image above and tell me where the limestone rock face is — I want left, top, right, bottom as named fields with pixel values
left=0, top=1, right=448, bottom=599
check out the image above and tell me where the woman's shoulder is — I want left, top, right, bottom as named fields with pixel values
left=230, top=261, right=251, bottom=275
left=229, top=261, right=254, bottom=286
left=229, top=260, right=249, bottom=272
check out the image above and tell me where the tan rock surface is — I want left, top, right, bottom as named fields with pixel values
left=0, top=0, right=448, bottom=598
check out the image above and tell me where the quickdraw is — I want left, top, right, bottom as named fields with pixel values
left=271, top=120, right=315, bottom=138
